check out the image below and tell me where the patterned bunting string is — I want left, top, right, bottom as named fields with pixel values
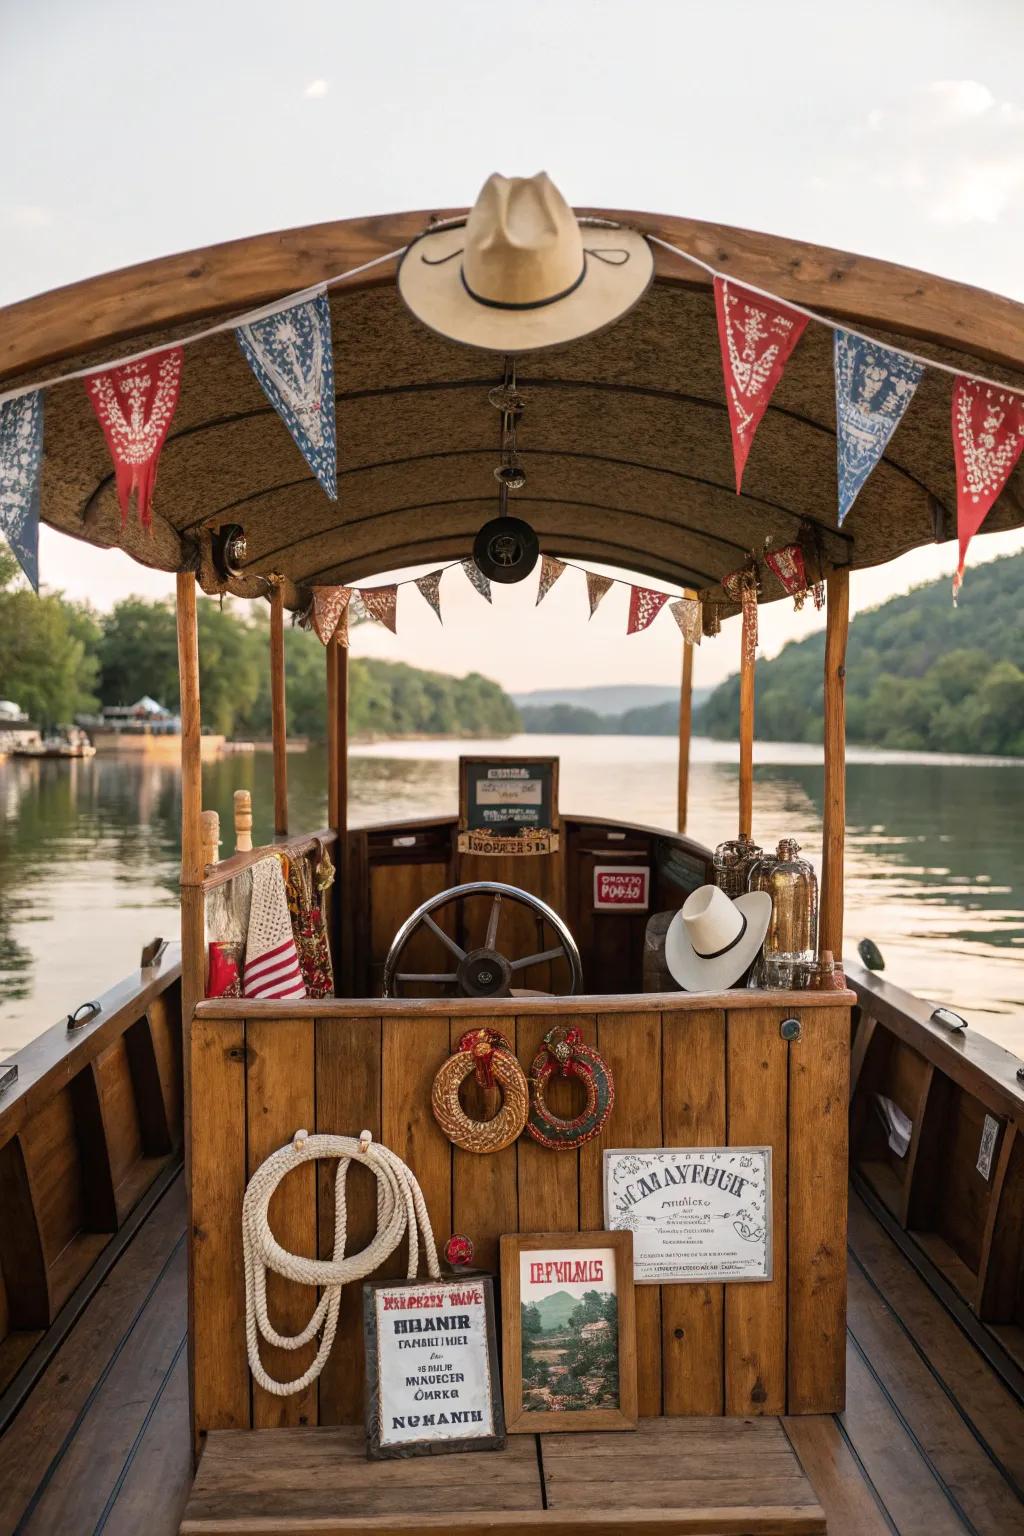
left=669, top=596, right=702, bottom=646
left=0, top=392, right=43, bottom=591
left=951, top=377, right=1024, bottom=596
left=835, top=331, right=922, bottom=525
left=714, top=277, right=807, bottom=493
left=764, top=543, right=808, bottom=608
left=85, top=348, right=183, bottom=530
left=535, top=554, right=567, bottom=605
left=359, top=585, right=399, bottom=633
left=461, top=557, right=492, bottom=603
left=236, top=293, right=337, bottom=498
left=627, top=585, right=669, bottom=634
left=585, top=570, right=614, bottom=618
left=310, top=585, right=351, bottom=645
left=414, top=569, right=445, bottom=623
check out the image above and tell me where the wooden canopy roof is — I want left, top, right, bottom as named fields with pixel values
left=3, top=204, right=1024, bottom=608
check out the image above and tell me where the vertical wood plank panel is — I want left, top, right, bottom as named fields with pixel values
left=246, top=1016, right=317, bottom=1428
left=125, top=1015, right=173, bottom=1157
left=516, top=1015, right=581, bottom=1235
left=725, top=1006, right=788, bottom=1415
left=580, top=1010, right=663, bottom=1417
left=315, top=1015, right=381, bottom=1425
left=661, top=1008, right=726, bottom=1415
left=382, top=1016, right=452, bottom=1275
left=191, top=1016, right=249, bottom=1447
left=450, top=1017, right=518, bottom=1275
left=147, top=984, right=184, bottom=1149
left=69, top=1062, right=118, bottom=1233
left=788, top=1006, right=849, bottom=1413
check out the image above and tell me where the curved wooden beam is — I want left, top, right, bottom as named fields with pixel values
left=3, top=205, right=1024, bottom=387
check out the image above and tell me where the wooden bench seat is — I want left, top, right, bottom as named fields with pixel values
left=179, top=1417, right=826, bottom=1535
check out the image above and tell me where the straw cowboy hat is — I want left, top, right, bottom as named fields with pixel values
left=397, top=172, right=654, bottom=353
left=665, top=885, right=772, bottom=993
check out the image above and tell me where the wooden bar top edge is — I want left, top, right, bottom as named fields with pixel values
left=195, top=990, right=856, bottom=1019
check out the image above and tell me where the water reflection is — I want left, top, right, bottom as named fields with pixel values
left=1, top=736, right=1021, bottom=1057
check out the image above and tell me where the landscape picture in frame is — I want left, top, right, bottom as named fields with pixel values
left=500, top=1231, right=637, bottom=1433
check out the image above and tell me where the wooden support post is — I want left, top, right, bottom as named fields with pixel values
left=820, top=569, right=849, bottom=961
left=270, top=584, right=288, bottom=837
left=327, top=635, right=350, bottom=990
left=738, top=612, right=755, bottom=839
left=677, top=629, right=694, bottom=835
left=176, top=573, right=204, bottom=1022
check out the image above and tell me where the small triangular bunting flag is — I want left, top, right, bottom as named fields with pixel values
left=0, top=391, right=43, bottom=590
left=627, top=585, right=669, bottom=634
left=951, top=377, right=1024, bottom=595
left=835, top=330, right=922, bottom=525
left=85, top=348, right=183, bottom=529
left=235, top=292, right=337, bottom=499
left=535, top=555, right=567, bottom=606
left=414, top=569, right=445, bottom=623
left=359, top=585, right=399, bottom=633
left=714, top=276, right=807, bottom=493
left=311, top=585, right=351, bottom=645
left=461, top=557, right=492, bottom=603
left=585, top=571, right=614, bottom=618
left=669, top=596, right=701, bottom=646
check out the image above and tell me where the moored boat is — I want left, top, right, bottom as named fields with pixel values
left=0, top=179, right=1022, bottom=1535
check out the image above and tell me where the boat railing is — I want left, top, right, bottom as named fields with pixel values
left=0, top=944, right=183, bottom=1424
left=848, top=961, right=1024, bottom=1390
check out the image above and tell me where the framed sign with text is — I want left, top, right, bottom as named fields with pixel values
left=603, top=1147, right=772, bottom=1284
left=593, top=865, right=650, bottom=911
left=363, top=1276, right=505, bottom=1459
left=457, top=756, right=559, bottom=856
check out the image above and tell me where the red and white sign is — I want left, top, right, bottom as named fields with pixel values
left=593, top=865, right=650, bottom=912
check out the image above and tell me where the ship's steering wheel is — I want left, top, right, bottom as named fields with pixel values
left=382, top=881, right=583, bottom=999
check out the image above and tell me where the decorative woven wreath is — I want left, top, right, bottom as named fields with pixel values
left=526, top=1025, right=614, bottom=1150
left=431, top=1028, right=529, bottom=1154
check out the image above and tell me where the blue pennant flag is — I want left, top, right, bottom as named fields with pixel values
left=236, top=292, right=337, bottom=498
left=835, top=330, right=922, bottom=525
left=0, top=391, right=43, bottom=591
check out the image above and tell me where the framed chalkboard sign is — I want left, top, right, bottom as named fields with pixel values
left=363, top=1275, right=506, bottom=1459
left=457, top=756, right=559, bottom=856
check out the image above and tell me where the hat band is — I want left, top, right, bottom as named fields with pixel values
left=460, top=262, right=587, bottom=312
left=691, top=910, right=748, bottom=961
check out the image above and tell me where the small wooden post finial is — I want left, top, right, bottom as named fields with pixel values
left=200, top=809, right=220, bottom=869
left=233, top=789, right=253, bottom=852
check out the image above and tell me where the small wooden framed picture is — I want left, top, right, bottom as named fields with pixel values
left=363, top=1276, right=505, bottom=1459
left=499, top=1231, right=637, bottom=1433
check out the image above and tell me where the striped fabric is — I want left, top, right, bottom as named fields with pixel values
left=243, top=857, right=307, bottom=1002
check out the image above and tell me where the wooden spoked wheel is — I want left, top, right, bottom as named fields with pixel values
left=382, top=881, right=583, bottom=999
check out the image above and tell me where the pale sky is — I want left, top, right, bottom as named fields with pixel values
left=4, top=0, right=1023, bottom=692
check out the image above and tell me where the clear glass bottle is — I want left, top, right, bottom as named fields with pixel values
left=747, top=838, right=818, bottom=988
left=712, top=835, right=763, bottom=900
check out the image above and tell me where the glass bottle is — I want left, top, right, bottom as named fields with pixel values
left=712, top=835, right=763, bottom=900
left=747, top=838, right=818, bottom=989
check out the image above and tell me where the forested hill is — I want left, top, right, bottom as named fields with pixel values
left=696, top=553, right=1024, bottom=756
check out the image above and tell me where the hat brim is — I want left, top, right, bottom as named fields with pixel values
left=664, top=891, right=773, bottom=993
left=397, top=223, right=654, bottom=354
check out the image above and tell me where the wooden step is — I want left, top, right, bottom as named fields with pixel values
left=179, top=1417, right=826, bottom=1535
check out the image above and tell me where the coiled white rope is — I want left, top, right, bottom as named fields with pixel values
left=242, top=1129, right=440, bottom=1396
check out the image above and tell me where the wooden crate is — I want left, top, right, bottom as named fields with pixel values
left=190, top=992, right=850, bottom=1446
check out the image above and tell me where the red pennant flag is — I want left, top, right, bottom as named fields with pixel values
left=764, top=543, right=809, bottom=608
left=951, top=377, right=1024, bottom=594
left=714, top=278, right=807, bottom=493
left=311, top=586, right=351, bottom=645
left=627, top=586, right=669, bottom=634
left=359, top=585, right=399, bottom=633
left=85, top=348, right=184, bottom=529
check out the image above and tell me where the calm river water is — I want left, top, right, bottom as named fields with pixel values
left=1, top=734, right=1022, bottom=1058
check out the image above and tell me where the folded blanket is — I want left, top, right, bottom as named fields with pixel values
left=243, top=857, right=306, bottom=1001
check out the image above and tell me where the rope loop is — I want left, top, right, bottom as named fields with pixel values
left=242, top=1131, right=439, bottom=1397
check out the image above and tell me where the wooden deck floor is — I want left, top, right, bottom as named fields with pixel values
left=1, top=1176, right=1021, bottom=1535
